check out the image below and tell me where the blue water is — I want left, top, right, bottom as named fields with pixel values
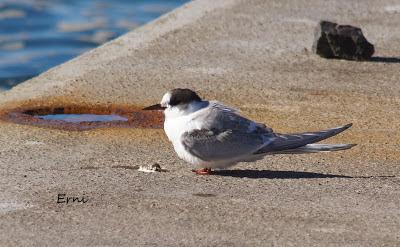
left=37, top=114, right=128, bottom=123
left=0, top=0, right=188, bottom=90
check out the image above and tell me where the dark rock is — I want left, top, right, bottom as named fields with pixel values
left=312, top=21, right=374, bottom=60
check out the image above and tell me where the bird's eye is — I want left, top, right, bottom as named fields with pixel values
left=169, top=99, right=180, bottom=106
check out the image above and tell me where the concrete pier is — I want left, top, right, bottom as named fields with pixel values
left=0, top=0, right=399, bottom=245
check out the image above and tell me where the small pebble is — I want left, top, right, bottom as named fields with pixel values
left=138, top=163, right=162, bottom=173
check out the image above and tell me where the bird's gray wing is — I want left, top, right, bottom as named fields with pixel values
left=254, top=123, right=353, bottom=154
left=182, top=102, right=274, bottom=161
left=195, top=101, right=273, bottom=135
left=181, top=128, right=269, bottom=162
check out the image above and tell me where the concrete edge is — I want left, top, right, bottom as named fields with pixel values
left=0, top=0, right=239, bottom=105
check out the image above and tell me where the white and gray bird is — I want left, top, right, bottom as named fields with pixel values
left=144, top=88, right=355, bottom=175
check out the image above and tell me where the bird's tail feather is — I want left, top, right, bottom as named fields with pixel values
left=255, top=123, right=355, bottom=154
left=266, top=143, right=356, bottom=154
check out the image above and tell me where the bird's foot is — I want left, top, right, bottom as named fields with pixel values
left=192, top=168, right=212, bottom=175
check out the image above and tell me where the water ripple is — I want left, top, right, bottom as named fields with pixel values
left=0, top=0, right=188, bottom=90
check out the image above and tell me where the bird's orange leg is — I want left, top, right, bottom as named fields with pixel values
left=192, top=168, right=212, bottom=175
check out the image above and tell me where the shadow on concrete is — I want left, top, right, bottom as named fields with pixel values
left=213, top=169, right=352, bottom=179
left=368, top=56, right=400, bottom=63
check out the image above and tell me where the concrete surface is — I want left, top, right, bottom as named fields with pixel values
left=0, top=0, right=399, bottom=246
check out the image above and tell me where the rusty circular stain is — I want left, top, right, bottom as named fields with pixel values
left=0, top=105, right=163, bottom=131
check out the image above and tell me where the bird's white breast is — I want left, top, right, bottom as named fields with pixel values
left=164, top=108, right=207, bottom=167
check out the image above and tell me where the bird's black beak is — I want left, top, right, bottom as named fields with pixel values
left=142, top=104, right=166, bottom=111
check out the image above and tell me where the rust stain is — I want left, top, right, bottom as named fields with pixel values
left=0, top=97, right=163, bottom=131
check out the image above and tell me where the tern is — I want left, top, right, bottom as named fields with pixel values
left=144, top=88, right=355, bottom=175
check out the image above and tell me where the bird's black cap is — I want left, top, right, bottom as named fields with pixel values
left=168, top=88, right=202, bottom=106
